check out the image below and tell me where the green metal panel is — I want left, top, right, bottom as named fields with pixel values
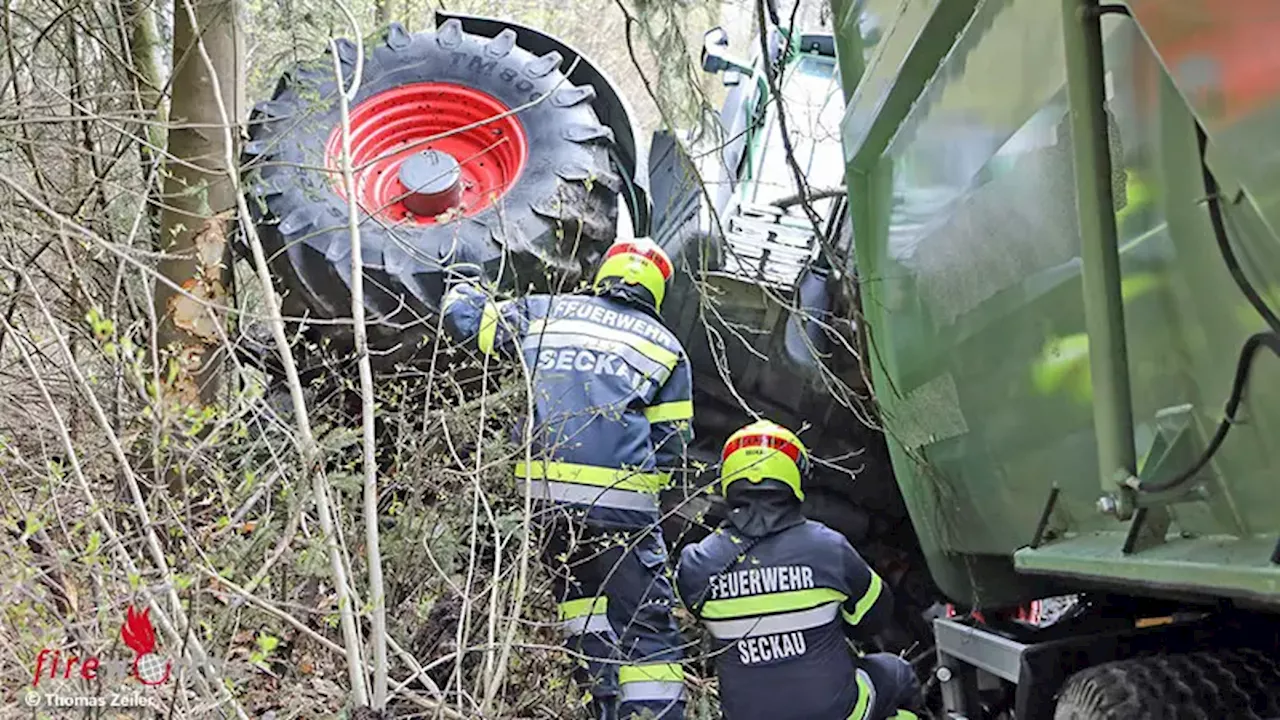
left=835, top=0, right=1280, bottom=607
left=1016, top=533, right=1280, bottom=601
left=840, top=0, right=980, bottom=168
left=1017, top=11, right=1280, bottom=598
left=841, top=0, right=1089, bottom=606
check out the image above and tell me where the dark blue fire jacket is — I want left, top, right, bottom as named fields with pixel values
left=441, top=282, right=694, bottom=528
left=676, top=520, right=895, bottom=719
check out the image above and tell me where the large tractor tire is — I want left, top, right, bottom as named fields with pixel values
left=1053, top=649, right=1280, bottom=720
left=242, top=20, right=619, bottom=368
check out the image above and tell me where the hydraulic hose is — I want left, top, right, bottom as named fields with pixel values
left=1133, top=331, right=1279, bottom=493
left=1197, top=129, right=1280, bottom=334
left=1133, top=126, right=1280, bottom=493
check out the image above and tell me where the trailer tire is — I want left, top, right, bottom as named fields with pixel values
left=1052, top=649, right=1280, bottom=720
left=241, top=20, right=619, bottom=369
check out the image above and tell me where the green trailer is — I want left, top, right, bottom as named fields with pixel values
left=826, top=0, right=1280, bottom=715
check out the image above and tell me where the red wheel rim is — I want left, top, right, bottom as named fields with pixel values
left=324, top=82, right=529, bottom=224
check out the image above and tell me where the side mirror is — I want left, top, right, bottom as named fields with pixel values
left=701, top=26, right=732, bottom=73
left=701, top=26, right=754, bottom=80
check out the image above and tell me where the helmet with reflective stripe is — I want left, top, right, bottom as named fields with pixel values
left=720, top=419, right=810, bottom=501
left=592, top=237, right=674, bottom=310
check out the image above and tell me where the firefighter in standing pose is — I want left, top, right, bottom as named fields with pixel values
left=676, top=420, right=921, bottom=720
left=441, top=238, right=691, bottom=720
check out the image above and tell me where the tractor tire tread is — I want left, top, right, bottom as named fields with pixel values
left=1052, top=649, right=1280, bottom=720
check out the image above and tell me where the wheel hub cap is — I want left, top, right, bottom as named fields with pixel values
left=398, top=150, right=463, bottom=217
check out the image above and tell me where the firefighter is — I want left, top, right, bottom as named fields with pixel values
left=441, top=238, right=691, bottom=720
left=675, top=420, right=921, bottom=720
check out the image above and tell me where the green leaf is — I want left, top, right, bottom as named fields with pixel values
left=255, top=632, right=280, bottom=655
left=20, top=511, right=43, bottom=542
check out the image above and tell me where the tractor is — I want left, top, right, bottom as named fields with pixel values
left=237, top=7, right=940, bottom=672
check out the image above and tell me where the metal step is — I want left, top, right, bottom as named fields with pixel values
left=720, top=203, right=819, bottom=289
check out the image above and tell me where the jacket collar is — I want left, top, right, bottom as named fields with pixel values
left=725, top=482, right=806, bottom=537
left=594, top=280, right=661, bottom=318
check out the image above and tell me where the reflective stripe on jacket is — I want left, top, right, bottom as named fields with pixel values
left=442, top=283, right=694, bottom=525
left=676, top=520, right=893, bottom=720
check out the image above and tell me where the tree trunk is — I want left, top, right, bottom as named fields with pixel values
left=375, top=0, right=392, bottom=26
left=154, top=0, right=242, bottom=413
left=121, top=0, right=168, bottom=204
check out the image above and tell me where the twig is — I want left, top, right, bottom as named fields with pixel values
left=772, top=185, right=847, bottom=208
left=331, top=34, right=388, bottom=710
left=478, top=284, right=538, bottom=714
left=240, top=504, right=302, bottom=596
left=197, top=565, right=345, bottom=654
left=386, top=635, right=466, bottom=718
left=453, top=478, right=482, bottom=717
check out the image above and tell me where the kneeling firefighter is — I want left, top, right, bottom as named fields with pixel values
left=441, top=238, right=691, bottom=720
left=675, top=420, right=921, bottom=720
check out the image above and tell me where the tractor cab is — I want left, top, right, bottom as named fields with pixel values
left=696, top=25, right=850, bottom=268
left=652, top=22, right=872, bottom=443
left=647, top=20, right=917, bottom=572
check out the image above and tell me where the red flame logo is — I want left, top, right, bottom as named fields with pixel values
left=121, top=605, right=170, bottom=685
left=120, top=606, right=156, bottom=655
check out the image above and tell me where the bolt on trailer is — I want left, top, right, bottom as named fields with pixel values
left=829, top=0, right=1280, bottom=716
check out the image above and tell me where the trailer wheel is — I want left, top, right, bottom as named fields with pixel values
left=1052, top=649, right=1280, bottom=720
left=242, top=20, right=619, bottom=369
